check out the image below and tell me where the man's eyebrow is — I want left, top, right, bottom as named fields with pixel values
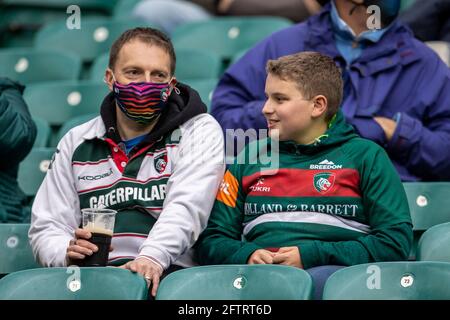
left=150, top=69, right=169, bottom=74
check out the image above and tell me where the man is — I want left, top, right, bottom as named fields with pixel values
left=0, top=77, right=36, bottom=223
left=211, top=0, right=450, bottom=181
left=29, top=28, right=225, bottom=297
left=197, top=52, right=412, bottom=299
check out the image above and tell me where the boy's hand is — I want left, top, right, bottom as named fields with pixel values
left=272, top=247, right=303, bottom=269
left=247, top=249, right=276, bottom=264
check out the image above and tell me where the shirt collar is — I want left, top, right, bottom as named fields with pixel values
left=330, top=0, right=389, bottom=43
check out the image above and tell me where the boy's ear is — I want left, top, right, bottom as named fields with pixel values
left=311, top=95, right=328, bottom=119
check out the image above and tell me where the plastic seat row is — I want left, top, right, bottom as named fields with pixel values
left=0, top=47, right=222, bottom=84
left=1, top=261, right=450, bottom=300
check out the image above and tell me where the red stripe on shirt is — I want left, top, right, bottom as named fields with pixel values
left=242, top=168, right=361, bottom=198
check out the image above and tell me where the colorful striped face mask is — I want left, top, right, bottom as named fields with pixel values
left=112, top=76, right=177, bottom=124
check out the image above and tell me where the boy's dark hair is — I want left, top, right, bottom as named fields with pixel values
left=266, top=52, right=343, bottom=121
left=109, top=27, right=176, bottom=75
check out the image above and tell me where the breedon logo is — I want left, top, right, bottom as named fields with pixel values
left=310, top=159, right=342, bottom=170
left=313, top=172, right=335, bottom=194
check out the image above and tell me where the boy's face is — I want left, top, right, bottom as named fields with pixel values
left=262, top=74, right=317, bottom=143
left=105, top=39, right=172, bottom=89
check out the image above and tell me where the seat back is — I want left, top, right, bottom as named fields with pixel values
left=0, top=267, right=148, bottom=300
left=0, top=224, right=40, bottom=275
left=56, top=113, right=98, bottom=143
left=417, top=222, right=450, bottom=262
left=172, top=17, right=292, bottom=62
left=34, top=18, right=147, bottom=62
left=183, top=79, right=218, bottom=111
left=403, top=182, right=450, bottom=231
left=0, top=48, right=81, bottom=84
left=156, top=264, right=313, bottom=300
left=24, top=81, right=107, bottom=127
left=32, top=116, right=51, bottom=148
left=18, top=147, right=55, bottom=198
left=323, top=261, right=450, bottom=300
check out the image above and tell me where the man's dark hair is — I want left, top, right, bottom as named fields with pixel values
left=109, top=27, right=176, bottom=75
left=266, top=51, right=343, bottom=122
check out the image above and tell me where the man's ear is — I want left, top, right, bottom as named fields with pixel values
left=311, top=95, right=328, bottom=119
left=104, top=68, right=114, bottom=91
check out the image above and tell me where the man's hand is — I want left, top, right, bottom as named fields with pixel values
left=247, top=249, right=276, bottom=265
left=66, top=228, right=113, bottom=265
left=66, top=228, right=98, bottom=264
left=374, top=117, right=397, bottom=141
left=272, top=247, right=303, bottom=269
left=119, top=257, right=163, bottom=297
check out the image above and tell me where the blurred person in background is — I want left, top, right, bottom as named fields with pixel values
left=132, top=0, right=322, bottom=34
left=211, top=0, right=450, bottom=182
left=0, top=77, right=36, bottom=223
left=400, top=0, right=450, bottom=42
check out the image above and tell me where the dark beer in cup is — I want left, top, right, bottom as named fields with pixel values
left=80, top=227, right=113, bottom=267
left=79, top=208, right=116, bottom=267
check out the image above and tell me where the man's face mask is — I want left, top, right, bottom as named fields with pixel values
left=112, top=74, right=177, bottom=124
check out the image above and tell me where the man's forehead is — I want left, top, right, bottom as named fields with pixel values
left=115, top=40, right=171, bottom=70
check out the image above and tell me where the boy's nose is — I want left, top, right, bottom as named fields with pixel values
left=262, top=101, right=274, bottom=115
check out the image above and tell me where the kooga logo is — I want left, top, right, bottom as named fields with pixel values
left=78, top=168, right=113, bottom=181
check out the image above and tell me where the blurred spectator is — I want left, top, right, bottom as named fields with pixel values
left=132, top=0, right=212, bottom=34
left=211, top=0, right=450, bottom=181
left=0, top=78, right=37, bottom=223
left=215, top=0, right=322, bottom=23
left=400, top=0, right=450, bottom=42
left=132, top=0, right=322, bottom=34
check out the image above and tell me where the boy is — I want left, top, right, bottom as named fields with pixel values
left=196, top=52, right=412, bottom=298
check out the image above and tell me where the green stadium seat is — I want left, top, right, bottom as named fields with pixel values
left=417, top=222, right=450, bottom=262
left=24, top=81, right=108, bottom=127
left=426, top=41, right=450, bottom=67
left=32, top=116, right=51, bottom=148
left=89, top=52, right=109, bottom=82
left=1, top=0, right=117, bottom=13
left=17, top=147, right=55, bottom=198
left=175, top=48, right=222, bottom=81
left=0, top=267, right=148, bottom=300
left=0, top=49, right=81, bottom=84
left=0, top=224, right=40, bottom=275
left=400, top=0, right=416, bottom=13
left=0, top=1, right=115, bottom=48
left=113, top=0, right=141, bottom=19
left=323, top=261, right=450, bottom=300
left=156, top=265, right=313, bottom=300
left=403, top=182, right=450, bottom=259
left=171, top=17, right=292, bottom=63
left=34, top=18, right=148, bottom=62
left=56, top=113, right=98, bottom=143
left=183, top=79, right=218, bottom=111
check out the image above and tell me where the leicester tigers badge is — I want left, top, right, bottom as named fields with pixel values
left=313, top=172, right=335, bottom=194
left=154, top=152, right=168, bottom=174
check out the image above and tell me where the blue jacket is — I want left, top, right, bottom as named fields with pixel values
left=211, top=5, right=450, bottom=181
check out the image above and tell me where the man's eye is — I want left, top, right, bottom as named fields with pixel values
left=126, top=70, right=138, bottom=76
